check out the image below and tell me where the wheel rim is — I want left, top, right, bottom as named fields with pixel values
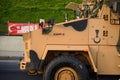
left=54, top=67, right=78, bottom=80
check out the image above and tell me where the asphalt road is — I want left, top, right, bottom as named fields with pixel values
left=0, top=60, right=119, bottom=80
left=0, top=60, right=42, bottom=80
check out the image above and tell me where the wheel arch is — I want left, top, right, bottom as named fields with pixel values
left=44, top=56, right=89, bottom=80
left=42, top=45, right=97, bottom=73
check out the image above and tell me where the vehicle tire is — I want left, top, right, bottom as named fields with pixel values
left=43, top=56, right=89, bottom=80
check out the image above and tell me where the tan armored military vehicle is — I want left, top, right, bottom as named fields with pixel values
left=20, top=0, right=120, bottom=80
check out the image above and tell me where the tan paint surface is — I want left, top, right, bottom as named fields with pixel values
left=20, top=4, right=120, bottom=75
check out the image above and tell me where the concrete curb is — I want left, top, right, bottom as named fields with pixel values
left=0, top=36, right=24, bottom=58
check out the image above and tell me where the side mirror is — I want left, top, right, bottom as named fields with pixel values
left=42, top=25, right=53, bottom=34
left=42, top=18, right=54, bottom=34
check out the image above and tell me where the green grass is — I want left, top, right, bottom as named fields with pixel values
left=0, top=0, right=82, bottom=34
left=0, top=0, right=82, bottom=22
left=0, top=0, right=119, bottom=34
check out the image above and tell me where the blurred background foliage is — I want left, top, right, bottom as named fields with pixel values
left=0, top=0, right=120, bottom=34
left=0, top=0, right=82, bottom=34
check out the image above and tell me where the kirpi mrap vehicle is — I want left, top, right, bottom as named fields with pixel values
left=20, top=0, right=120, bottom=80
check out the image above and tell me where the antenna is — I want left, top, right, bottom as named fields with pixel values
left=74, top=7, right=80, bottom=19
left=64, top=13, right=68, bottom=22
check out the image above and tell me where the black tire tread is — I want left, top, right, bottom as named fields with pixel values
left=44, top=56, right=89, bottom=80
